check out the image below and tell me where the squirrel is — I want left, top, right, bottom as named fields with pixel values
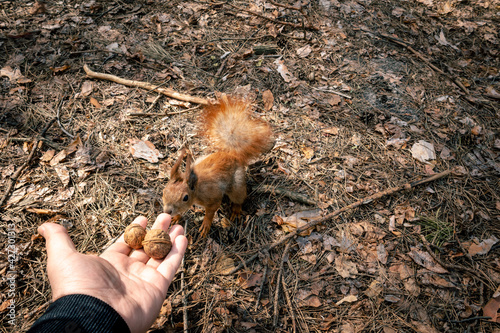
left=162, top=95, right=274, bottom=238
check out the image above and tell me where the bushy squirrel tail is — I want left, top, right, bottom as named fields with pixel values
left=200, top=95, right=273, bottom=163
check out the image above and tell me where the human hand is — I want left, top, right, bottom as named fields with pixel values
left=38, top=213, right=188, bottom=333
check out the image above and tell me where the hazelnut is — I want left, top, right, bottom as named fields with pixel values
left=124, top=224, right=146, bottom=249
left=143, top=229, right=172, bottom=260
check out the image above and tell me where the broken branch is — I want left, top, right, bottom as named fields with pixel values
left=227, top=169, right=452, bottom=275
left=83, top=65, right=210, bottom=105
left=225, top=3, right=318, bottom=31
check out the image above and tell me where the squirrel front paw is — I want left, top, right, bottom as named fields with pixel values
left=170, top=214, right=182, bottom=225
left=199, top=223, right=210, bottom=238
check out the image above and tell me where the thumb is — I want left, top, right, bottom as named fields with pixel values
left=38, top=222, right=77, bottom=260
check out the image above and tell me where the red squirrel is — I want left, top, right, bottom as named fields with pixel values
left=162, top=95, right=273, bottom=237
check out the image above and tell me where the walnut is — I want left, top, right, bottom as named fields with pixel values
left=123, top=224, right=146, bottom=250
left=143, top=229, right=172, bottom=260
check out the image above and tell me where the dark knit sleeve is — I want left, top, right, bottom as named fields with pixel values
left=27, top=294, right=130, bottom=333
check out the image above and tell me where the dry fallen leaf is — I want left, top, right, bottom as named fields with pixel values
left=54, top=165, right=70, bottom=187
left=411, top=140, right=436, bottom=163
left=129, top=138, right=164, bottom=163
left=408, top=247, right=449, bottom=274
left=262, top=89, right=274, bottom=111
left=90, top=97, right=102, bottom=108
left=483, top=294, right=500, bottom=323
left=335, top=255, right=358, bottom=278
left=364, top=280, right=383, bottom=298
left=463, top=236, right=499, bottom=256
left=274, top=59, right=295, bottom=83
left=296, top=44, right=312, bottom=58
left=335, top=294, right=358, bottom=306
left=237, top=271, right=263, bottom=289
left=275, top=209, right=322, bottom=236
left=322, top=127, right=339, bottom=135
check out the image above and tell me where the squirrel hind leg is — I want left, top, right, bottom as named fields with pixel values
left=230, top=203, right=243, bottom=221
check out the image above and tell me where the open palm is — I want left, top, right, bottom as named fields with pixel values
left=38, top=214, right=187, bottom=333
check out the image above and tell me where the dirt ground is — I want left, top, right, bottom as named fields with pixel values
left=1, top=0, right=499, bottom=332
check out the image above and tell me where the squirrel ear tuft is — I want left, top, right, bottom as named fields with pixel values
left=184, top=151, right=193, bottom=179
left=170, top=148, right=187, bottom=179
left=188, top=170, right=198, bottom=191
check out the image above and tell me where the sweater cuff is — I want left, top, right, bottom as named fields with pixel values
left=28, top=294, right=130, bottom=333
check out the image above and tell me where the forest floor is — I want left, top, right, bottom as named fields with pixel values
left=1, top=0, right=499, bottom=332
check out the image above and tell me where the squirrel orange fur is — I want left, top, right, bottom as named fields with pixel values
left=162, top=95, right=273, bottom=238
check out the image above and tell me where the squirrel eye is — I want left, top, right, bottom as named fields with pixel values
left=182, top=195, right=189, bottom=202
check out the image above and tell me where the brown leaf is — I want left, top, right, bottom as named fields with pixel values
left=419, top=272, right=455, bottom=288
left=336, top=294, right=358, bottom=306
left=262, top=89, right=274, bottom=111
left=322, top=127, right=339, bottom=135
left=90, top=97, right=102, bottom=108
left=464, top=236, right=499, bottom=256
left=129, top=138, right=164, bottom=163
left=335, top=255, right=358, bottom=278
left=364, top=280, right=383, bottom=298
left=0, top=299, right=12, bottom=313
left=275, top=209, right=321, bottom=236
left=411, top=321, right=440, bottom=333
left=296, top=292, right=322, bottom=308
left=49, top=65, right=71, bottom=73
left=40, top=149, right=55, bottom=163
left=237, top=271, right=263, bottom=289
left=54, top=165, right=70, bottom=187
left=75, top=81, right=93, bottom=99
left=397, top=263, right=420, bottom=296
left=408, top=247, right=449, bottom=273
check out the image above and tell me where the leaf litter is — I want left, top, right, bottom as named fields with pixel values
left=0, top=0, right=499, bottom=332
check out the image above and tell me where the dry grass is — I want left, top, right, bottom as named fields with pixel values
left=1, top=0, right=499, bottom=332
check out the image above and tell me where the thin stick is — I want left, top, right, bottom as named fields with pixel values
left=227, top=169, right=452, bottom=275
left=126, top=106, right=201, bottom=117
left=83, top=65, right=210, bottom=105
left=254, top=264, right=269, bottom=311
left=0, top=119, right=55, bottom=210
left=281, top=274, right=296, bottom=333
left=273, top=242, right=290, bottom=327
left=360, top=29, right=470, bottom=95
left=419, top=234, right=494, bottom=289
left=311, top=86, right=352, bottom=99
left=224, top=3, right=318, bottom=31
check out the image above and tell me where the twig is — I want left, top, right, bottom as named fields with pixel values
left=273, top=242, right=290, bottom=327
left=181, top=219, right=189, bottom=333
left=268, top=0, right=312, bottom=30
left=311, top=86, right=353, bottom=99
left=83, top=65, right=210, bottom=105
left=254, top=263, right=269, bottom=311
left=257, top=185, right=317, bottom=206
left=419, top=234, right=494, bottom=289
left=281, top=274, right=297, bottom=333
left=224, top=2, right=318, bottom=31
left=126, top=106, right=201, bottom=118
left=227, top=169, right=453, bottom=275
left=0, top=119, right=55, bottom=211
left=360, top=28, right=471, bottom=95
left=446, top=316, right=492, bottom=324
left=56, top=99, right=75, bottom=139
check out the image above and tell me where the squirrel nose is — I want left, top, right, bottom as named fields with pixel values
left=164, top=208, right=173, bottom=215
